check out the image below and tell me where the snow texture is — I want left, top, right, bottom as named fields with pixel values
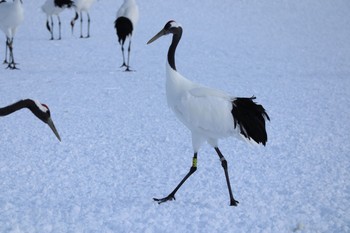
left=0, top=0, right=349, bottom=232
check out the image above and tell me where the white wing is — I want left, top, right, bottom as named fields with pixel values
left=172, top=86, right=235, bottom=138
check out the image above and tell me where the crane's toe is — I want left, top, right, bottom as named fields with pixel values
left=153, top=195, right=176, bottom=204
left=6, top=63, right=19, bottom=70
left=230, top=199, right=239, bottom=206
left=124, top=67, right=134, bottom=72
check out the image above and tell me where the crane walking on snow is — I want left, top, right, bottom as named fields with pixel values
left=0, top=0, right=24, bottom=69
left=115, top=0, right=138, bottom=71
left=41, top=0, right=74, bottom=40
left=0, top=99, right=61, bottom=141
left=147, top=20, right=270, bottom=206
left=70, top=0, right=95, bottom=38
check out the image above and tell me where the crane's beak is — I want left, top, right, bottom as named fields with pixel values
left=147, top=29, right=166, bottom=44
left=47, top=118, right=61, bottom=142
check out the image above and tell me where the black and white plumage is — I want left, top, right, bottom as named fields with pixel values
left=41, top=0, right=74, bottom=40
left=70, top=0, right=95, bottom=38
left=114, top=0, right=138, bottom=71
left=0, top=0, right=24, bottom=69
left=0, top=99, right=61, bottom=141
left=147, top=20, right=270, bottom=206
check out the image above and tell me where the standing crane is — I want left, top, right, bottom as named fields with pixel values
left=147, top=20, right=270, bottom=206
left=114, top=0, right=139, bottom=71
left=70, top=0, right=95, bottom=38
left=0, top=0, right=24, bottom=69
left=41, top=0, right=74, bottom=40
left=0, top=99, right=61, bottom=141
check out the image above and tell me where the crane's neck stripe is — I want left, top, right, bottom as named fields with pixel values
left=167, top=27, right=182, bottom=71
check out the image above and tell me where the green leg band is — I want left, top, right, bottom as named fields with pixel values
left=192, top=157, right=197, bottom=168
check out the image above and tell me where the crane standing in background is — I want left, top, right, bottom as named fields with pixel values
left=115, top=0, right=138, bottom=71
left=0, top=0, right=24, bottom=69
left=71, top=0, right=95, bottom=38
left=41, top=0, right=74, bottom=40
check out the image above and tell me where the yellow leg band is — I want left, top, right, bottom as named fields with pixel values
left=192, top=157, right=197, bottom=168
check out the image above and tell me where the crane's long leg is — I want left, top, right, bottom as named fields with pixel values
left=45, top=17, right=53, bottom=40
left=3, top=40, right=8, bottom=64
left=86, top=12, right=90, bottom=38
left=58, top=15, right=62, bottom=40
left=71, top=11, right=79, bottom=35
left=50, top=16, right=54, bottom=40
left=79, top=11, right=83, bottom=38
left=120, top=42, right=127, bottom=68
left=214, top=147, right=239, bottom=206
left=154, top=153, right=198, bottom=204
left=125, top=40, right=132, bottom=71
left=6, top=38, right=18, bottom=70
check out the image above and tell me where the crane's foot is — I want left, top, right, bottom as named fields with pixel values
left=3, top=60, right=8, bottom=64
left=230, top=198, right=239, bottom=206
left=6, top=62, right=19, bottom=70
left=124, top=67, right=135, bottom=72
left=153, top=194, right=176, bottom=204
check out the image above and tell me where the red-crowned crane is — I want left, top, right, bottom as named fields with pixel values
left=0, top=99, right=61, bottom=141
left=0, top=0, right=24, bottom=69
left=41, top=0, right=74, bottom=40
left=114, top=0, right=139, bottom=71
left=70, top=0, right=95, bottom=38
left=147, top=20, right=270, bottom=206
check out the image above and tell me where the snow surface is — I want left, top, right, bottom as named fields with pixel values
left=1, top=0, right=349, bottom=232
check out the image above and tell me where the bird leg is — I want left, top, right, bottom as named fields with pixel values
left=154, top=153, right=198, bottom=204
left=50, top=16, right=54, bottom=40
left=46, top=18, right=53, bottom=40
left=214, top=147, right=239, bottom=206
left=120, top=44, right=127, bottom=68
left=6, top=38, right=18, bottom=70
left=3, top=41, right=8, bottom=64
left=125, top=40, right=132, bottom=71
left=79, top=11, right=83, bottom=38
left=58, top=15, right=62, bottom=40
left=86, top=12, right=90, bottom=38
left=71, top=11, right=79, bottom=35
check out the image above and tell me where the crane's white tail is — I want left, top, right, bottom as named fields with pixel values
left=231, top=96, right=270, bottom=146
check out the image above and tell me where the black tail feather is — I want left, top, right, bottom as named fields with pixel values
left=54, top=0, right=74, bottom=8
left=115, top=17, right=133, bottom=45
left=231, top=96, right=270, bottom=145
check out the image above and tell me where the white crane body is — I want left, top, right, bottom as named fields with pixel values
left=148, top=20, right=270, bottom=206
left=0, top=0, right=24, bottom=69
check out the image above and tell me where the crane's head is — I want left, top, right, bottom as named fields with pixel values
left=31, top=100, right=61, bottom=142
left=147, top=20, right=182, bottom=44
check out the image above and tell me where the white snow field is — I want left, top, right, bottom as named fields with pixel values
left=0, top=0, right=349, bottom=232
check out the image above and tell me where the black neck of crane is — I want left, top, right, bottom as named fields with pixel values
left=0, top=99, right=42, bottom=119
left=0, top=99, right=28, bottom=116
left=167, top=27, right=183, bottom=71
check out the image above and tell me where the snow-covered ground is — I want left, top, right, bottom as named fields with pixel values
left=0, top=0, right=349, bottom=232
